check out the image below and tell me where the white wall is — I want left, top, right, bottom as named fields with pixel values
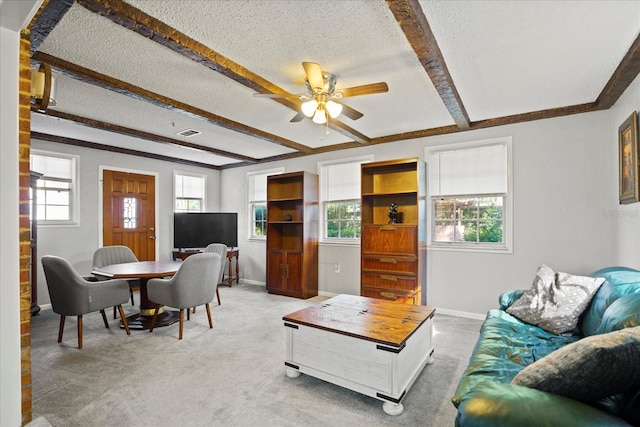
left=1, top=1, right=43, bottom=425
left=0, top=24, right=24, bottom=427
left=32, top=139, right=221, bottom=306
left=608, top=73, right=640, bottom=267
left=221, top=109, right=614, bottom=317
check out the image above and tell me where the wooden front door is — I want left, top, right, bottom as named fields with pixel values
left=102, top=170, right=156, bottom=261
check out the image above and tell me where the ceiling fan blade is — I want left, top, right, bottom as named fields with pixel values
left=302, top=62, right=324, bottom=90
left=290, top=111, right=305, bottom=122
left=253, top=93, right=302, bottom=99
left=339, top=82, right=389, bottom=98
left=339, top=103, right=364, bottom=121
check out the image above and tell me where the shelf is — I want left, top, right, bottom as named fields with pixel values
left=360, top=158, right=425, bottom=305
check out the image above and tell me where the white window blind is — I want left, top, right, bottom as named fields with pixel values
left=320, top=161, right=363, bottom=201
left=175, top=174, right=204, bottom=199
left=248, top=169, right=283, bottom=203
left=429, top=143, right=507, bottom=197
left=31, top=154, right=73, bottom=180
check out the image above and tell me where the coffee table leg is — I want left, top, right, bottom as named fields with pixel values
left=382, top=401, right=404, bottom=416
left=285, top=367, right=301, bottom=378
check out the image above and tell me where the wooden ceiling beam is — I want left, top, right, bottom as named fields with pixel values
left=31, top=131, right=221, bottom=170
left=596, top=33, right=640, bottom=109
left=28, top=0, right=74, bottom=56
left=32, top=51, right=313, bottom=154
left=386, top=0, right=470, bottom=130
left=76, top=0, right=370, bottom=144
left=35, top=109, right=258, bottom=163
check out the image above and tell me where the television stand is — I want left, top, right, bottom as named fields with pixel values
left=171, top=248, right=240, bottom=286
left=172, top=249, right=201, bottom=261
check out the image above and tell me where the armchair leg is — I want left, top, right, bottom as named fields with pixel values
left=187, top=307, right=190, bottom=321
left=117, top=305, right=131, bottom=336
left=149, top=305, right=160, bottom=333
left=206, top=303, right=213, bottom=329
left=113, top=305, right=117, bottom=319
left=216, top=288, right=221, bottom=305
left=77, top=315, right=83, bottom=349
left=58, top=315, right=65, bottom=343
left=100, top=309, right=109, bottom=329
left=179, top=309, right=184, bottom=340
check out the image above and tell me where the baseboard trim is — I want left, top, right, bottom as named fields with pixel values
left=435, top=308, right=485, bottom=320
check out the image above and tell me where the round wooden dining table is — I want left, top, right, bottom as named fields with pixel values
left=92, top=260, right=183, bottom=330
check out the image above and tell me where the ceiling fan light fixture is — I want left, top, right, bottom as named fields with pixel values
left=325, top=100, right=343, bottom=119
left=312, top=108, right=327, bottom=124
left=301, top=99, right=318, bottom=117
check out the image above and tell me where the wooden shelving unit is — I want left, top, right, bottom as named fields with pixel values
left=360, top=158, right=426, bottom=305
left=266, top=171, right=318, bottom=299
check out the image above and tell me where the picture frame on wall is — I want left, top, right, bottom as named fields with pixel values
left=619, top=111, right=639, bottom=204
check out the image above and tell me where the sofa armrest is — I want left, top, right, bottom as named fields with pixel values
left=498, top=290, right=525, bottom=310
left=456, top=382, right=631, bottom=427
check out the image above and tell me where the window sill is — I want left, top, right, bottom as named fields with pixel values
left=428, top=243, right=512, bottom=254
left=319, top=239, right=360, bottom=248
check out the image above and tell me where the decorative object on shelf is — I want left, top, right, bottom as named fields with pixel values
left=283, top=213, right=293, bottom=221
left=31, top=63, right=56, bottom=112
left=619, top=111, right=639, bottom=204
left=388, top=203, right=400, bottom=224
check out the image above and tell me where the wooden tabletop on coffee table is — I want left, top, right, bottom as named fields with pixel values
left=283, top=294, right=435, bottom=347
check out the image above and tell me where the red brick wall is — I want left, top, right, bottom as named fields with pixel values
left=19, top=30, right=32, bottom=426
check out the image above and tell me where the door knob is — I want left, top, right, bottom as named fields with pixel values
left=150, top=236, right=156, bottom=240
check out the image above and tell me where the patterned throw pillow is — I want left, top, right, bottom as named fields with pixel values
left=506, top=264, right=605, bottom=334
left=511, top=327, right=640, bottom=402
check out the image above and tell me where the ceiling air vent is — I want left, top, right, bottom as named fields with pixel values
left=177, top=129, right=201, bottom=137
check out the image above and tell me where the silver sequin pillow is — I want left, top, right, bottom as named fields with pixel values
left=506, top=264, right=605, bottom=334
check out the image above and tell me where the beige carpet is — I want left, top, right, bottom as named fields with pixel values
left=30, top=283, right=481, bottom=426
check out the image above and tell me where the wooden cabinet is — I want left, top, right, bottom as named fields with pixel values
left=266, top=171, right=318, bottom=299
left=361, top=158, right=425, bottom=305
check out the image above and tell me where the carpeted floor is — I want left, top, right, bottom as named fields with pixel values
left=30, top=283, right=482, bottom=426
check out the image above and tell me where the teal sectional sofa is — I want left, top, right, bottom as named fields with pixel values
left=452, top=266, right=640, bottom=427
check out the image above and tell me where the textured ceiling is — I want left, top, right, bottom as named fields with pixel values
left=25, top=0, right=640, bottom=169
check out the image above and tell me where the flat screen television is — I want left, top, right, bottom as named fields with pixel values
left=173, top=212, right=238, bottom=250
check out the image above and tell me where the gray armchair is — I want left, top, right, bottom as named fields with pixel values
left=147, top=253, right=221, bottom=340
left=41, top=255, right=132, bottom=349
left=92, top=245, right=139, bottom=317
left=203, top=243, right=228, bottom=305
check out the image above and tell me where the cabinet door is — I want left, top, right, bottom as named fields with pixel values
left=283, top=251, right=303, bottom=293
left=266, top=250, right=285, bottom=291
left=362, top=225, right=417, bottom=255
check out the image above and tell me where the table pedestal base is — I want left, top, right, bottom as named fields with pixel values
left=121, top=310, right=180, bottom=330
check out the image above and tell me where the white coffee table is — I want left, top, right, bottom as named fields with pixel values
left=283, top=294, right=435, bottom=415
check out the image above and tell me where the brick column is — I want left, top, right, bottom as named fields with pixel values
left=19, top=30, right=32, bottom=426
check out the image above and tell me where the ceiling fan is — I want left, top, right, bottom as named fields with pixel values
left=253, top=62, right=388, bottom=124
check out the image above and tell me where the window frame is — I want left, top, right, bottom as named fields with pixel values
left=30, top=150, right=80, bottom=227
left=173, top=171, right=207, bottom=213
left=247, top=167, right=284, bottom=241
left=425, top=137, right=513, bottom=253
left=318, top=156, right=372, bottom=245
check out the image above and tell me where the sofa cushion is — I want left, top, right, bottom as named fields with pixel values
left=456, top=382, right=632, bottom=427
left=451, top=308, right=578, bottom=407
left=595, top=293, right=640, bottom=334
left=584, top=267, right=640, bottom=336
left=511, top=327, right=640, bottom=403
left=506, top=265, right=604, bottom=334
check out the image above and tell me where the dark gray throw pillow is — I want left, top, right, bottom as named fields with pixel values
left=512, top=327, right=640, bottom=402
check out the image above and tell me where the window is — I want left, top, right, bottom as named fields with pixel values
left=247, top=168, right=284, bottom=239
left=318, top=156, right=372, bottom=242
left=30, top=151, right=78, bottom=225
left=174, top=172, right=206, bottom=212
left=426, top=137, right=512, bottom=252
